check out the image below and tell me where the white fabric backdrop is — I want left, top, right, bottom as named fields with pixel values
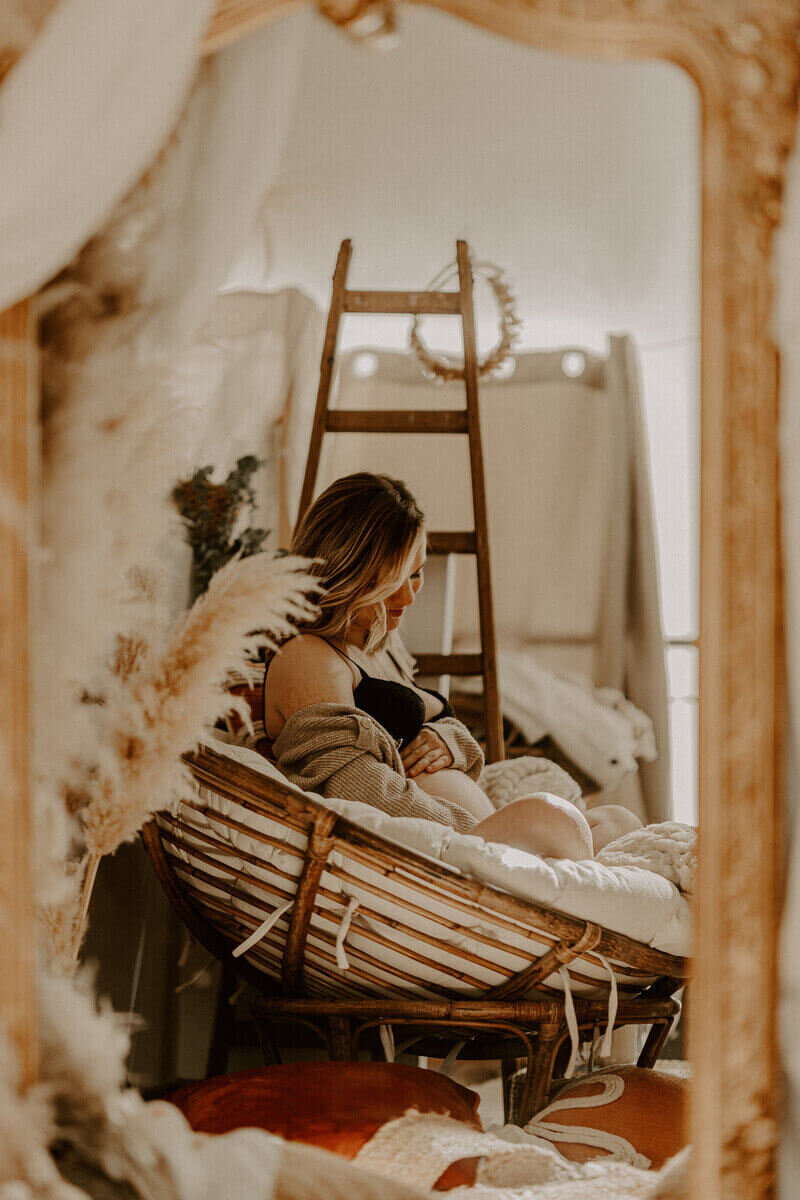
left=319, top=340, right=670, bottom=822
left=0, top=0, right=216, bottom=311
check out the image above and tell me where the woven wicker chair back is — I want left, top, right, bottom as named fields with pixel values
left=149, top=747, right=687, bottom=1005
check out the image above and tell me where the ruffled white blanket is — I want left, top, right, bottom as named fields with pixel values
left=459, top=649, right=657, bottom=791
left=480, top=755, right=584, bottom=811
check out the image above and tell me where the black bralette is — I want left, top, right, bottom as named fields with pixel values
left=265, top=638, right=453, bottom=749
left=352, top=671, right=452, bottom=748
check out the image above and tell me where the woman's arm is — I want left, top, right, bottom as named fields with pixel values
left=323, top=749, right=478, bottom=834
left=272, top=702, right=477, bottom=834
left=426, top=716, right=485, bottom=779
left=400, top=716, right=485, bottom=780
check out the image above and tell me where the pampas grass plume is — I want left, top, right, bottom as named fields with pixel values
left=81, top=553, right=317, bottom=857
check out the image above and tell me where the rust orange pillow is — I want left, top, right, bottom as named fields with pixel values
left=222, top=681, right=274, bottom=759
left=168, top=1063, right=482, bottom=1188
left=531, top=1066, right=688, bottom=1169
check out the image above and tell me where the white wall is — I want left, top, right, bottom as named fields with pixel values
left=227, top=3, right=701, bottom=624
left=228, top=7, right=699, bottom=353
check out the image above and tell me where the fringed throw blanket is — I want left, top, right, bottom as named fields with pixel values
left=597, top=823, right=697, bottom=896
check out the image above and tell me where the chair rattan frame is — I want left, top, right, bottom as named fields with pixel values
left=143, top=744, right=688, bottom=1122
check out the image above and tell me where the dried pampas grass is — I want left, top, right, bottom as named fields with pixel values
left=0, top=1031, right=69, bottom=1199
left=38, top=552, right=316, bottom=966
left=80, top=552, right=316, bottom=859
left=37, top=969, right=130, bottom=1145
left=4, top=41, right=326, bottom=1196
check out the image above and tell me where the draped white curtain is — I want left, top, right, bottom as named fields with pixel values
left=0, top=0, right=310, bottom=1101
left=0, top=3, right=317, bottom=1194
left=172, top=287, right=324, bottom=546
left=0, top=0, right=214, bottom=311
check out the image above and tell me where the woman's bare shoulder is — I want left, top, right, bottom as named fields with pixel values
left=267, top=634, right=355, bottom=719
left=272, top=634, right=347, bottom=672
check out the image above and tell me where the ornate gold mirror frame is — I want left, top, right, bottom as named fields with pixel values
left=0, top=2, right=796, bottom=1199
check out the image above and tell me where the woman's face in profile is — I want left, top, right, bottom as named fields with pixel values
left=351, top=540, right=427, bottom=640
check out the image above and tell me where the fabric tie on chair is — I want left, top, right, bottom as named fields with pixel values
left=597, top=954, right=619, bottom=1056
left=558, top=955, right=619, bottom=1074
left=380, top=1024, right=396, bottom=1063
left=232, top=899, right=293, bottom=958
left=558, top=966, right=580, bottom=1078
left=335, top=897, right=360, bottom=969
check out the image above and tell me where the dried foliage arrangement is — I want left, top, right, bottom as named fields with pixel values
left=172, top=455, right=270, bottom=597
left=80, top=552, right=315, bottom=857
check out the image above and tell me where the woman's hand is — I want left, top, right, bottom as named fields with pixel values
left=401, top=728, right=454, bottom=777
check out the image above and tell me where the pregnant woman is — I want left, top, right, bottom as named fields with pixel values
left=264, top=472, right=639, bottom=861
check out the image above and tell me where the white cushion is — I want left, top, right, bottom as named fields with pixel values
left=194, top=734, right=691, bottom=961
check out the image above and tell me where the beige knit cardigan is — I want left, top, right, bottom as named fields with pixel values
left=271, top=702, right=484, bottom=835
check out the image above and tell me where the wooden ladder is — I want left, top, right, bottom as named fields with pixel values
left=296, top=238, right=504, bottom=763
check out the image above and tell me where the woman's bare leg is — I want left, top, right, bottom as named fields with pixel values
left=585, top=805, right=643, bottom=853
left=471, top=793, right=595, bottom=861
left=413, top=777, right=642, bottom=859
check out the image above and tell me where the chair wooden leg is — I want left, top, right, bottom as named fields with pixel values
left=637, top=1019, right=672, bottom=1068
left=329, top=1016, right=354, bottom=1061
left=206, top=963, right=238, bottom=1077
left=251, top=1014, right=283, bottom=1066
left=519, top=1022, right=562, bottom=1126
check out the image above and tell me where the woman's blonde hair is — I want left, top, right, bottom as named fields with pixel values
left=292, top=473, right=425, bottom=652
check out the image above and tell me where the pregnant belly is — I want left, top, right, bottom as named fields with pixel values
left=412, top=768, right=493, bottom=823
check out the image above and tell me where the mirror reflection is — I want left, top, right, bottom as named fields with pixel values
left=223, top=8, right=700, bottom=828
left=86, top=5, right=699, bottom=1160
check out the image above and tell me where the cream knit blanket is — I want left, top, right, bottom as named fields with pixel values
left=597, top=822, right=697, bottom=895
left=353, top=1110, right=690, bottom=1197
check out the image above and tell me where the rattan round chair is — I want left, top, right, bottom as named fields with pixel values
left=143, top=742, right=688, bottom=1124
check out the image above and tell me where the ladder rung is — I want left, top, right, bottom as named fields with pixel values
left=415, top=653, right=483, bottom=676
left=326, top=410, right=468, bottom=434
left=427, top=531, right=477, bottom=555
left=343, top=290, right=462, bottom=315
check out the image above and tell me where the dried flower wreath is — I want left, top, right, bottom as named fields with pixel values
left=409, top=259, right=522, bottom=383
left=316, top=0, right=397, bottom=45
